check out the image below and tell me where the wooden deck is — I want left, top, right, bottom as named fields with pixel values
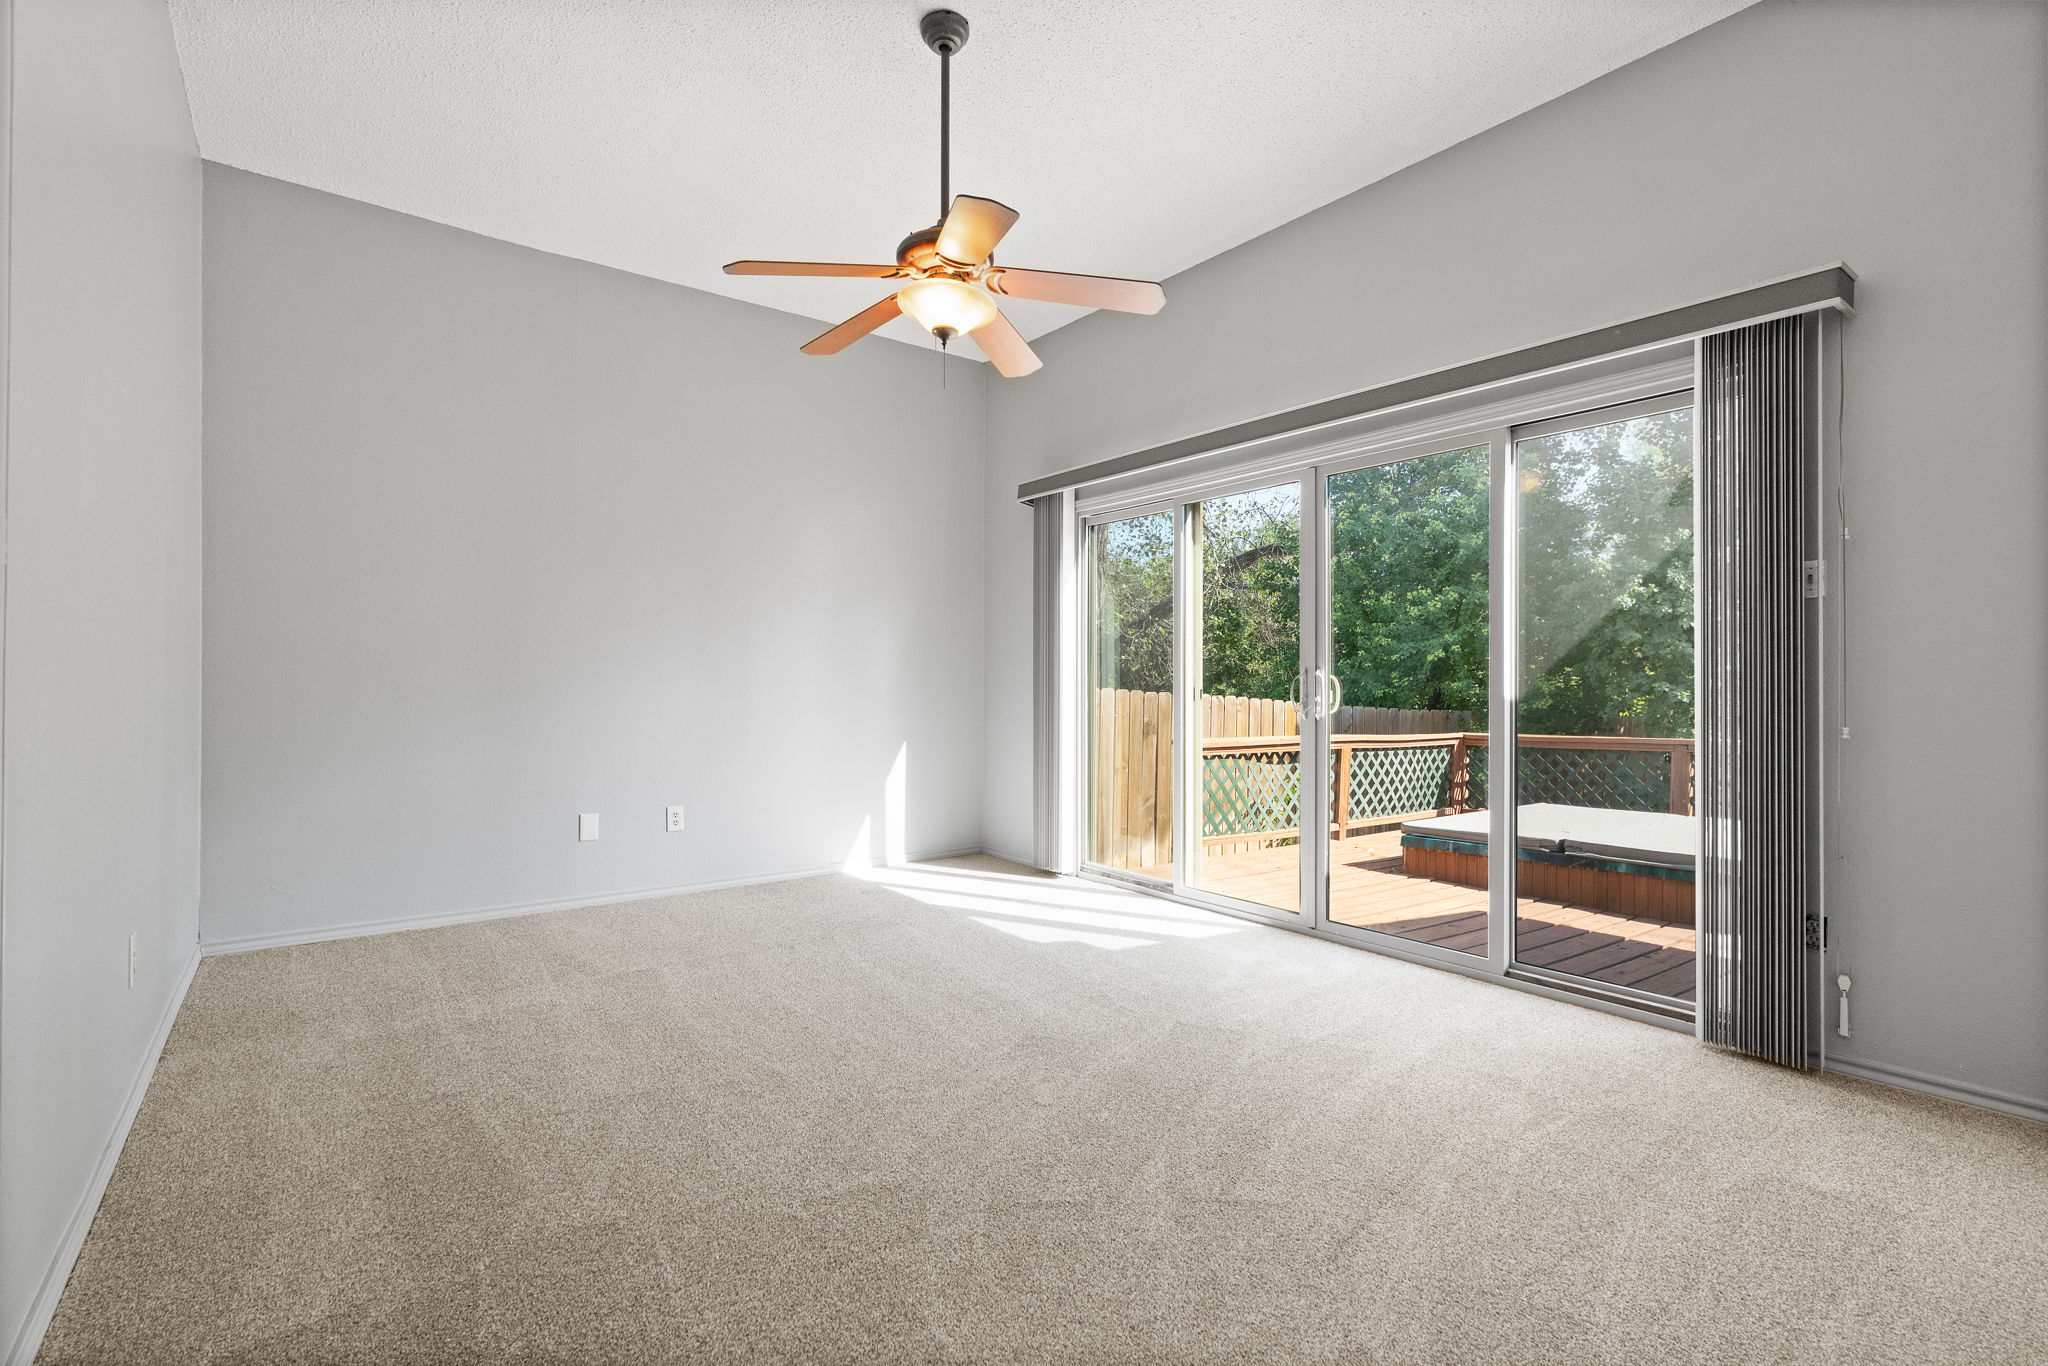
left=1170, top=829, right=1697, bottom=1002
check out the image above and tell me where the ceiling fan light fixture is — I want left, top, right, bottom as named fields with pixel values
left=898, top=276, right=998, bottom=335
left=721, top=9, right=1162, bottom=376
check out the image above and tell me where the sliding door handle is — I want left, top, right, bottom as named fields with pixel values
left=1306, top=669, right=1343, bottom=721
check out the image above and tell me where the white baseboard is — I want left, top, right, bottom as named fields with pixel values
left=5, top=943, right=203, bottom=1366
left=977, top=846, right=1044, bottom=869
left=1825, top=1053, right=2048, bottom=1126
left=199, top=847, right=994, bottom=957
left=906, top=845, right=991, bottom=863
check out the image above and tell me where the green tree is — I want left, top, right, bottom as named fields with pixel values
left=1200, top=488, right=1301, bottom=700
left=1090, top=512, right=1172, bottom=693
left=1519, top=411, right=1694, bottom=737
left=1327, top=447, right=1490, bottom=718
left=1088, top=409, right=1694, bottom=741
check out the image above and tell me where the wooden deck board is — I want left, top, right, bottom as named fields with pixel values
left=1160, top=832, right=1697, bottom=1003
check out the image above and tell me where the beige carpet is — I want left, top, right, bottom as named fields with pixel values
left=37, top=856, right=2048, bottom=1364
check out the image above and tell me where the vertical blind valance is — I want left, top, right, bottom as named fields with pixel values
left=1018, top=267, right=1854, bottom=504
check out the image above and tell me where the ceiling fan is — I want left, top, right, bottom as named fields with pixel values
left=723, top=9, right=1165, bottom=378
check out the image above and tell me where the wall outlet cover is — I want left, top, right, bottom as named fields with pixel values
left=579, top=812, right=600, bottom=841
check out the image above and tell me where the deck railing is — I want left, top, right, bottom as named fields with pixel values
left=1200, top=732, right=1694, bottom=852
left=1088, top=687, right=1694, bottom=867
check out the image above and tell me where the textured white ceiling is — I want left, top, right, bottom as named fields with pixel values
left=169, top=1, right=1753, bottom=353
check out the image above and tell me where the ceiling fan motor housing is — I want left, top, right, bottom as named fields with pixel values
left=896, top=226, right=947, bottom=273
left=919, top=10, right=969, bottom=56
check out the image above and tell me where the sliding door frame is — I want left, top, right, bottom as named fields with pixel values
left=1070, top=354, right=1705, bottom=1030
left=1077, top=497, right=1183, bottom=891
left=1298, top=426, right=1512, bottom=977
left=1500, top=388, right=1697, bottom=1017
left=1174, top=470, right=1308, bottom=926
left=1170, top=499, right=1201, bottom=900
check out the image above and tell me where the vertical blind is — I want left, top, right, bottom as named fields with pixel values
left=1031, top=492, right=1077, bottom=873
left=1696, top=314, right=1818, bottom=1066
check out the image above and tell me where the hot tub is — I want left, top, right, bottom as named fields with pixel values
left=1400, top=803, right=1695, bottom=923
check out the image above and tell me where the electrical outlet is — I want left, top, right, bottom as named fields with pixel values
left=666, top=805, right=685, bottom=833
left=579, top=812, right=600, bottom=842
left=128, top=932, right=137, bottom=988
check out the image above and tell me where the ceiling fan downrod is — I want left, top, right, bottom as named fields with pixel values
left=920, top=10, right=969, bottom=222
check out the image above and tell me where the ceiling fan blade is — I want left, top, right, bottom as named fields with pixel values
left=800, top=294, right=904, bottom=355
left=935, top=195, right=1020, bottom=266
left=725, top=260, right=901, bottom=278
left=984, top=267, right=1166, bottom=315
left=968, top=308, right=1042, bottom=378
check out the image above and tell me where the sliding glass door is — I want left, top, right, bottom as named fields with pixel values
left=1317, top=445, right=1492, bottom=956
left=1188, top=484, right=1303, bottom=916
left=1512, top=399, right=1697, bottom=1001
left=1077, top=383, right=1700, bottom=1013
left=1085, top=510, right=1175, bottom=877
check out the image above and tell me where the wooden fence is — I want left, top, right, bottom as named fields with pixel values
left=1090, top=689, right=1474, bottom=871
left=1092, top=689, right=1175, bottom=873
left=1195, top=694, right=1475, bottom=738
left=1089, top=688, right=1693, bottom=871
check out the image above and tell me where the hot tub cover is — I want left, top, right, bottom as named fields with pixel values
left=1402, top=803, right=1695, bottom=869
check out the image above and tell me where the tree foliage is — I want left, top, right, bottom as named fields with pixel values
left=1088, top=410, right=1695, bottom=739
left=1326, top=448, right=1490, bottom=717
left=1090, top=513, right=1173, bottom=694
left=1518, top=411, right=1694, bottom=737
left=1199, top=489, right=1301, bottom=701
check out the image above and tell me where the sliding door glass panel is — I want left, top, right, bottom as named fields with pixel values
left=1087, top=513, right=1175, bottom=876
left=1190, top=484, right=1303, bottom=915
left=1515, top=405, right=1697, bottom=999
left=1325, top=446, right=1490, bottom=954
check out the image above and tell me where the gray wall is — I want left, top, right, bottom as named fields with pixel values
left=984, top=1, right=2048, bottom=1110
left=201, top=167, right=986, bottom=947
left=0, top=0, right=204, bottom=1359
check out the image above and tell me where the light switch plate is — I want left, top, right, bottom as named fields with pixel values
left=579, top=812, right=599, bottom=842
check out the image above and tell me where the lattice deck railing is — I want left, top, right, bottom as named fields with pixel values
left=1200, top=732, right=1694, bottom=851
